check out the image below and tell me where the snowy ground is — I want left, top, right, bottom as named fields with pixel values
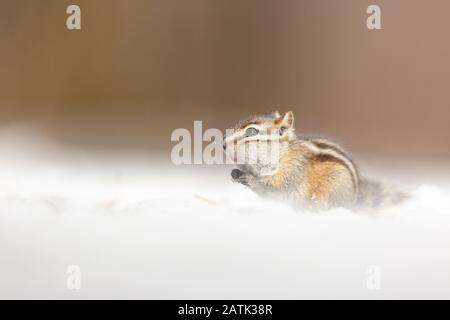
left=0, top=127, right=450, bottom=299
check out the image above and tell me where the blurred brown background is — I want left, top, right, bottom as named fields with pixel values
left=1, top=0, right=449, bottom=159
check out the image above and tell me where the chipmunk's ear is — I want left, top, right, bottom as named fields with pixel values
left=281, top=111, right=294, bottom=128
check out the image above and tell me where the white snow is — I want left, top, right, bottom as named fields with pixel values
left=0, top=127, right=450, bottom=299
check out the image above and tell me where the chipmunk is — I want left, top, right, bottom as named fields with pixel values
left=223, top=111, right=407, bottom=210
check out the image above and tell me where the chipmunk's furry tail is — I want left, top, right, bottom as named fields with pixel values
left=357, top=177, right=409, bottom=209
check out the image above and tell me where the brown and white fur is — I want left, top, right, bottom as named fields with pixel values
left=224, top=111, right=406, bottom=210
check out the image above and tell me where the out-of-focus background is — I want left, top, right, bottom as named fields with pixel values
left=1, top=0, right=450, bottom=159
left=2, top=0, right=450, bottom=300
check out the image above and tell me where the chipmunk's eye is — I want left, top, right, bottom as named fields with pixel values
left=279, top=127, right=286, bottom=136
left=245, top=127, right=259, bottom=137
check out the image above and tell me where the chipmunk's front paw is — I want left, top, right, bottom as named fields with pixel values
left=231, top=169, right=244, bottom=181
left=231, top=169, right=250, bottom=186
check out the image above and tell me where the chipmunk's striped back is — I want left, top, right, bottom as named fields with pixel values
left=277, top=137, right=359, bottom=209
left=301, top=137, right=360, bottom=194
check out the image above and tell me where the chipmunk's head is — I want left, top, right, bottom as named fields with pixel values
left=223, top=111, right=295, bottom=176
